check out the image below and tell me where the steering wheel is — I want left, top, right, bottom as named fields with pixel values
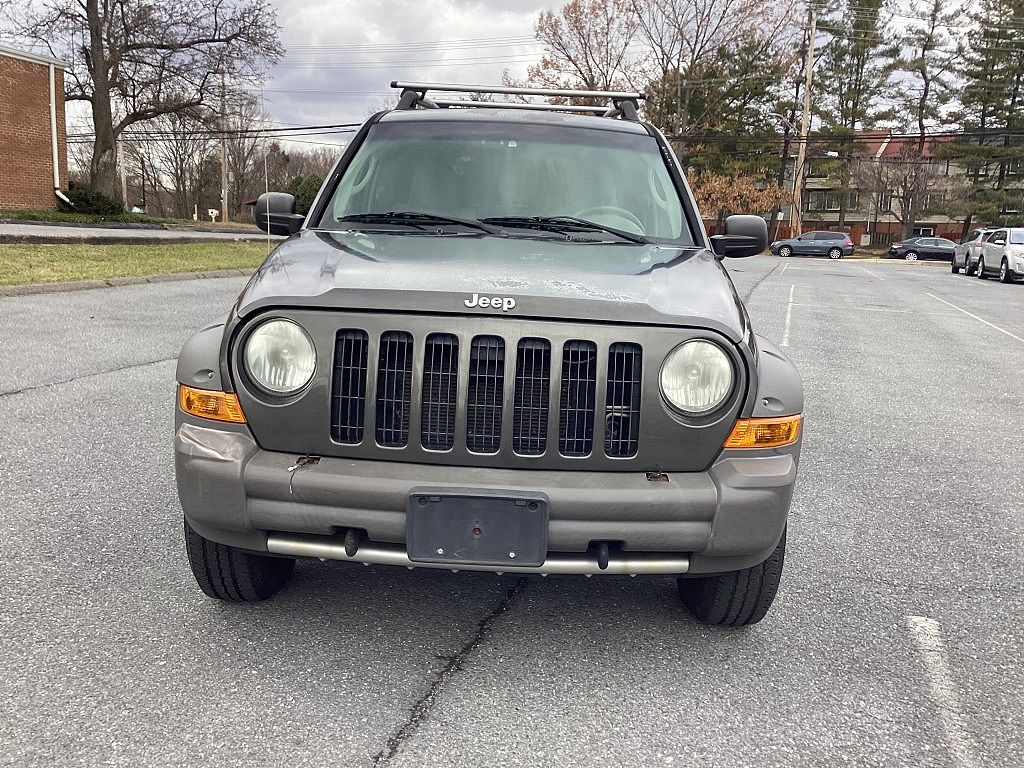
left=573, top=206, right=645, bottom=235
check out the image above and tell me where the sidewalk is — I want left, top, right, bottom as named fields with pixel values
left=0, top=221, right=279, bottom=244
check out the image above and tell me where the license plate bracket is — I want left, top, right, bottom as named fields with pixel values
left=406, top=488, right=549, bottom=567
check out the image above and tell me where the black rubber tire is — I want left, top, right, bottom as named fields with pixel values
left=951, top=259, right=960, bottom=274
left=977, top=258, right=988, bottom=279
left=827, top=247, right=843, bottom=259
left=1000, top=258, right=1012, bottom=283
left=678, top=529, right=786, bottom=626
left=779, top=246, right=792, bottom=258
left=184, top=519, right=295, bottom=601
left=905, top=251, right=919, bottom=261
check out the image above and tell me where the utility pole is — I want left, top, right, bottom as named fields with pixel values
left=792, top=7, right=816, bottom=237
left=220, top=71, right=229, bottom=224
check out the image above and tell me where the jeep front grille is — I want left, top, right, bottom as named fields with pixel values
left=421, top=333, right=459, bottom=451
left=330, top=329, right=369, bottom=444
left=375, top=331, right=414, bottom=447
left=330, top=328, right=643, bottom=460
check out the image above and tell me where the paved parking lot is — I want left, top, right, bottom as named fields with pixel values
left=1, top=256, right=1021, bottom=767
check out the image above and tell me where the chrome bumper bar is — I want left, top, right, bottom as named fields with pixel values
left=266, top=534, right=690, bottom=576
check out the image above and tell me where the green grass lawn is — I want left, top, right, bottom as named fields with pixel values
left=0, top=242, right=271, bottom=286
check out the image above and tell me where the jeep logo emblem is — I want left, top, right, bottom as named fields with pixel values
left=464, top=293, right=516, bottom=312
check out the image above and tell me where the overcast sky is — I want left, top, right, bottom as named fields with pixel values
left=249, top=0, right=549, bottom=147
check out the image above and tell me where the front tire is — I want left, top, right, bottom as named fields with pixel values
left=1000, top=258, right=1012, bottom=283
left=779, top=245, right=793, bottom=258
left=905, top=251, right=919, bottom=261
left=184, top=519, right=295, bottom=601
left=952, top=259, right=960, bottom=273
left=977, top=257, right=988, bottom=279
left=678, top=529, right=786, bottom=626
left=827, top=247, right=843, bottom=259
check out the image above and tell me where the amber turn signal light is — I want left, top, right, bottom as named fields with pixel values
left=724, top=415, right=802, bottom=449
left=179, top=385, right=247, bottom=423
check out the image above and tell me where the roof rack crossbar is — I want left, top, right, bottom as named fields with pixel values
left=391, top=81, right=646, bottom=101
left=433, top=99, right=612, bottom=114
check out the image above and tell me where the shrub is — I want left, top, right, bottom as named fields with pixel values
left=286, top=174, right=325, bottom=216
left=61, top=184, right=124, bottom=216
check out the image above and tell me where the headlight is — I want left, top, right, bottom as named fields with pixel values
left=244, top=319, right=316, bottom=394
left=659, top=340, right=734, bottom=415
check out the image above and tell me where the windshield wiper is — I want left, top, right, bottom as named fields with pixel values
left=481, top=216, right=649, bottom=244
left=336, top=211, right=496, bottom=234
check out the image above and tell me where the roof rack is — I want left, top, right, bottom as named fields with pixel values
left=390, top=81, right=646, bottom=121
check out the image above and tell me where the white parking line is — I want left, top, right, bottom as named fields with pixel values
left=926, top=293, right=1024, bottom=343
left=781, top=285, right=795, bottom=347
left=857, top=266, right=884, bottom=280
left=906, top=616, right=980, bottom=768
left=780, top=263, right=789, bottom=276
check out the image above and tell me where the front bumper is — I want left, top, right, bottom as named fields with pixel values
left=175, top=420, right=800, bottom=575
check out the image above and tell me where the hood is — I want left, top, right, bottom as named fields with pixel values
left=232, top=229, right=750, bottom=343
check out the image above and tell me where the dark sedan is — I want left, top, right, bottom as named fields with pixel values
left=770, top=231, right=854, bottom=259
left=888, top=236, right=956, bottom=261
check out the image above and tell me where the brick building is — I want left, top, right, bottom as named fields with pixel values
left=0, top=44, right=68, bottom=211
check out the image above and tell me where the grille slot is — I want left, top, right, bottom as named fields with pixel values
left=513, top=338, right=551, bottom=455
left=466, top=336, right=505, bottom=453
left=559, top=340, right=598, bottom=456
left=375, top=331, right=414, bottom=447
left=605, top=343, right=642, bottom=457
left=330, top=329, right=369, bottom=444
left=421, top=333, right=459, bottom=450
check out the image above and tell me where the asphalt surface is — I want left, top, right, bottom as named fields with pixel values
left=0, top=222, right=273, bottom=243
left=1, top=256, right=1021, bottom=767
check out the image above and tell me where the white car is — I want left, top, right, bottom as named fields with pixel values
left=952, top=228, right=991, bottom=274
left=976, top=227, right=1024, bottom=283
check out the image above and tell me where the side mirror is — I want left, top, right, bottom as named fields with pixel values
left=254, top=192, right=304, bottom=236
left=710, top=215, right=768, bottom=258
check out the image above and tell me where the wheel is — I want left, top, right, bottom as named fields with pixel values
left=827, top=247, right=843, bottom=259
left=779, top=245, right=793, bottom=258
left=184, top=518, right=295, bottom=601
left=977, top=257, right=988, bottom=279
left=951, top=259, right=960, bottom=273
left=678, top=529, right=786, bottom=626
left=905, top=251, right=919, bottom=261
left=966, top=258, right=976, bottom=276
left=999, top=258, right=1012, bottom=283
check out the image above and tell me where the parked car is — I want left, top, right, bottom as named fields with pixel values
left=952, top=228, right=992, bottom=274
left=887, top=236, right=956, bottom=261
left=770, top=230, right=854, bottom=259
left=976, top=227, right=1024, bottom=283
left=173, top=81, right=804, bottom=627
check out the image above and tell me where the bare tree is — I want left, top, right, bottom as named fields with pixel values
left=525, top=0, right=641, bottom=94
left=2, top=0, right=282, bottom=203
left=630, top=0, right=797, bottom=138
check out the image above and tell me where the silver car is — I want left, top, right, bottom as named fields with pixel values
left=952, top=228, right=992, bottom=274
left=976, top=227, right=1024, bottom=283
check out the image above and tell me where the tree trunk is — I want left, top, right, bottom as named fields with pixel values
left=86, top=0, right=122, bottom=204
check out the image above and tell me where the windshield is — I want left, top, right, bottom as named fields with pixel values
left=316, top=119, right=693, bottom=244
left=1011, top=230, right=1024, bottom=244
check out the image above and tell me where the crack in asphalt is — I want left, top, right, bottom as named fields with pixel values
left=0, top=355, right=178, bottom=398
left=740, top=262, right=782, bottom=303
left=372, top=578, right=530, bottom=766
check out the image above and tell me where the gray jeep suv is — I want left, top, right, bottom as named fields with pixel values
left=175, top=82, right=804, bottom=626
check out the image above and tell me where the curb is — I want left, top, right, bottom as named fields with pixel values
left=0, top=268, right=256, bottom=297
left=0, top=233, right=272, bottom=245
left=0, top=218, right=262, bottom=235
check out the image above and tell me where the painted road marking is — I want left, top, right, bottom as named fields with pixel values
left=857, top=266, right=884, bottom=280
left=926, top=293, right=1024, bottom=344
left=906, top=616, right=980, bottom=768
left=792, top=303, right=958, bottom=316
left=781, top=285, right=795, bottom=347
left=780, top=263, right=789, bottom=276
